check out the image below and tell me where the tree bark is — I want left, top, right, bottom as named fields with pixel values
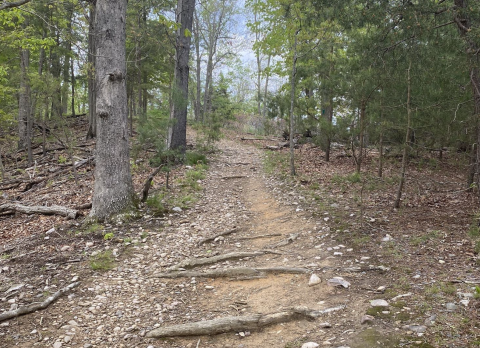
left=394, top=61, right=412, bottom=209
left=355, top=101, right=366, bottom=173
left=90, top=0, right=135, bottom=221
left=86, top=1, right=97, bottom=139
left=262, top=55, right=271, bottom=119
left=18, top=48, right=32, bottom=166
left=194, top=12, right=202, bottom=122
left=289, top=31, right=299, bottom=176
left=168, top=0, right=195, bottom=153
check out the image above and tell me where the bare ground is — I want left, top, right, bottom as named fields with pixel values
left=1, top=133, right=480, bottom=348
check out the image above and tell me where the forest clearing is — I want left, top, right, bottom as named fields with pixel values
left=1, top=0, right=480, bottom=347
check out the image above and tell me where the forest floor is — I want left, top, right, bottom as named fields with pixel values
left=1, top=125, right=480, bottom=348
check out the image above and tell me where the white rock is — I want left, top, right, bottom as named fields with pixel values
left=53, top=342, right=62, bottom=348
left=308, top=274, right=321, bottom=286
left=327, top=277, right=350, bottom=288
left=370, top=299, right=389, bottom=307
left=301, top=343, right=319, bottom=348
left=172, top=207, right=182, bottom=213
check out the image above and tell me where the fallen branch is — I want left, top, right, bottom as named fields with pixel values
left=140, top=164, right=165, bottom=202
left=23, top=156, right=93, bottom=192
left=0, top=282, right=80, bottom=322
left=269, top=233, right=298, bottom=248
left=237, top=233, right=282, bottom=240
left=153, top=266, right=310, bottom=279
left=221, top=175, right=247, bottom=180
left=198, top=228, right=241, bottom=245
left=146, top=305, right=345, bottom=338
left=0, top=203, right=78, bottom=219
left=167, top=251, right=272, bottom=271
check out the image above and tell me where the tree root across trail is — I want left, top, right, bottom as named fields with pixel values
left=153, top=266, right=311, bottom=279
left=0, top=282, right=80, bottom=322
left=146, top=305, right=346, bottom=338
left=0, top=202, right=78, bottom=219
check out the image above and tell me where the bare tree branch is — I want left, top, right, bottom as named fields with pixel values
left=0, top=0, right=31, bottom=11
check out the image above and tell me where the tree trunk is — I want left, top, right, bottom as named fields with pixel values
left=378, top=93, right=384, bottom=178
left=453, top=0, right=480, bottom=201
left=355, top=101, right=366, bottom=173
left=90, top=0, right=135, bottom=221
left=18, top=49, right=32, bottom=164
left=86, top=1, right=97, bottom=139
left=194, top=12, right=202, bottom=122
left=262, top=55, right=271, bottom=119
left=394, top=62, right=412, bottom=209
left=168, top=0, right=195, bottom=153
left=289, top=31, right=299, bottom=176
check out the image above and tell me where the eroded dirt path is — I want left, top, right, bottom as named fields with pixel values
left=1, top=137, right=412, bottom=348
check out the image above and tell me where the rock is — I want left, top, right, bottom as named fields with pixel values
left=381, top=234, right=392, bottom=242
left=53, top=342, right=62, bottom=348
left=172, top=207, right=182, bottom=213
left=85, top=242, right=94, bottom=248
left=460, top=299, right=470, bottom=307
left=60, top=245, right=71, bottom=252
left=361, top=315, right=375, bottom=324
left=309, top=274, right=322, bottom=286
left=205, top=286, right=214, bottom=290
left=84, top=344, right=93, bottom=348
left=319, top=322, right=331, bottom=328
left=404, top=325, right=427, bottom=333
left=63, top=336, right=71, bottom=343
left=391, top=292, right=412, bottom=301
left=370, top=299, right=389, bottom=307
left=445, top=303, right=457, bottom=311
left=424, top=315, right=436, bottom=326
left=333, top=252, right=343, bottom=256
left=327, top=277, right=350, bottom=288
left=376, top=286, right=386, bottom=293
left=301, top=343, right=319, bottom=348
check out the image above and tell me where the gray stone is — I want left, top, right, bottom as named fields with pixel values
left=370, top=299, right=389, bottom=307
left=308, top=274, right=321, bottom=286
left=172, top=207, right=182, bottom=213
left=53, top=342, right=62, bottom=348
left=445, top=303, right=457, bottom=311
left=361, top=314, right=375, bottom=324
left=301, top=343, right=319, bottom=348
left=405, top=325, right=427, bottom=333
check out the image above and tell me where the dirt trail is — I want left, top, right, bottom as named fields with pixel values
left=1, top=137, right=402, bottom=348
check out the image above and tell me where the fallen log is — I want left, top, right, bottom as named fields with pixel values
left=145, top=305, right=345, bottom=338
left=167, top=251, right=272, bottom=271
left=221, top=175, right=247, bottom=180
left=0, top=203, right=78, bottom=219
left=198, top=228, right=241, bottom=245
left=153, top=266, right=310, bottom=279
left=0, top=282, right=80, bottom=322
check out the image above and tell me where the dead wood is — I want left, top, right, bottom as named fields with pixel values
left=23, top=156, right=93, bottom=192
left=0, top=282, right=80, bottom=322
left=145, top=305, right=345, bottom=338
left=198, top=228, right=242, bottom=245
left=140, top=164, right=165, bottom=203
left=269, top=233, right=298, bottom=248
left=153, top=266, right=310, bottom=279
left=241, top=137, right=279, bottom=141
left=0, top=203, right=78, bottom=219
left=75, top=202, right=92, bottom=210
left=237, top=233, right=282, bottom=240
left=221, top=175, right=247, bottom=180
left=167, top=251, right=272, bottom=271
left=265, top=145, right=281, bottom=150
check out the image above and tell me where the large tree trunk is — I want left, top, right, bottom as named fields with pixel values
left=168, top=0, right=195, bottom=153
left=86, top=0, right=96, bottom=139
left=454, top=0, right=480, bottom=200
left=90, top=0, right=135, bottom=221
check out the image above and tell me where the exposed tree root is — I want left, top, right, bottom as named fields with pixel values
left=221, top=175, right=247, bottom=180
left=153, top=266, right=310, bottom=279
left=167, top=251, right=273, bottom=271
left=0, top=282, right=80, bottom=322
left=198, top=228, right=242, bottom=245
left=145, top=305, right=345, bottom=338
left=269, top=233, right=298, bottom=248
left=0, top=203, right=78, bottom=219
left=236, top=233, right=282, bottom=240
